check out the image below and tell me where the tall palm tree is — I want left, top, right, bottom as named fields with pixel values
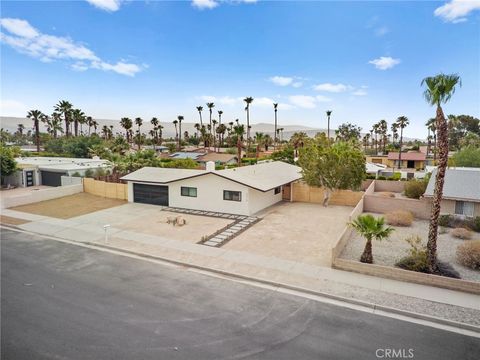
left=326, top=110, right=332, bottom=144
left=395, top=116, right=409, bottom=169
left=212, top=119, right=218, bottom=152
left=71, top=108, right=85, bottom=137
left=196, top=106, right=204, bottom=127
left=233, top=124, right=245, bottom=166
left=17, top=123, right=25, bottom=136
left=135, top=117, right=143, bottom=150
left=349, top=214, right=394, bottom=264
left=243, top=97, right=254, bottom=153
left=157, top=124, right=164, bottom=145
left=86, top=116, right=93, bottom=135
left=372, top=123, right=380, bottom=154
left=50, top=113, right=63, bottom=138
left=120, top=117, right=133, bottom=143
left=92, top=120, right=98, bottom=135
left=254, top=132, right=266, bottom=160
left=27, top=110, right=44, bottom=152
left=206, top=102, right=215, bottom=137
left=151, top=117, right=159, bottom=151
left=54, top=100, right=72, bottom=137
left=217, top=123, right=227, bottom=148
left=194, top=123, right=200, bottom=139
left=426, top=118, right=437, bottom=163
left=421, top=73, right=461, bottom=273
left=378, top=119, right=388, bottom=153
left=173, top=119, right=179, bottom=147
left=177, top=115, right=184, bottom=150
left=391, top=122, right=399, bottom=147
left=101, top=125, right=110, bottom=140
left=273, top=103, right=278, bottom=150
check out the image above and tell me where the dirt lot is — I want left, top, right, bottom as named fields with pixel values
left=11, top=193, right=126, bottom=219
left=225, top=202, right=352, bottom=267
left=341, top=213, right=480, bottom=282
left=69, top=203, right=234, bottom=244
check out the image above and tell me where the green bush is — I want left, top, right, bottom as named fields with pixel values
left=390, top=172, right=401, bottom=180
left=472, top=217, right=480, bottom=233
left=404, top=179, right=427, bottom=199
left=71, top=172, right=81, bottom=177
left=377, top=176, right=386, bottom=180
left=439, top=214, right=452, bottom=227
left=395, top=236, right=429, bottom=273
left=84, top=169, right=94, bottom=178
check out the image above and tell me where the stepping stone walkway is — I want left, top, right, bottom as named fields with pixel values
left=161, top=207, right=259, bottom=247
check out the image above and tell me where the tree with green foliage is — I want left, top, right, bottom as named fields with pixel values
left=0, top=145, right=17, bottom=185
left=349, top=214, right=394, bottom=263
left=421, top=73, right=461, bottom=273
left=335, top=123, right=362, bottom=142
left=298, top=138, right=365, bottom=206
left=270, top=145, right=295, bottom=164
left=452, top=146, right=480, bottom=167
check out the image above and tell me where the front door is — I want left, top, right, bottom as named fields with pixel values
left=25, top=171, right=34, bottom=187
left=282, top=184, right=291, bottom=201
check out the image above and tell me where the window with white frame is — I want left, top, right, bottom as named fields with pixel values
left=454, top=201, right=475, bottom=217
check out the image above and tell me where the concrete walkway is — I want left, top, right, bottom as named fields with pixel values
left=2, top=207, right=479, bottom=329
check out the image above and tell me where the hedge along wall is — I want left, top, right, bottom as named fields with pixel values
left=291, top=181, right=364, bottom=207
left=83, top=178, right=128, bottom=200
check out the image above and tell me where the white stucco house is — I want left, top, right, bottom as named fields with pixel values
left=121, top=161, right=302, bottom=215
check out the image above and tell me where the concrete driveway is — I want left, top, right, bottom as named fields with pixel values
left=70, top=203, right=233, bottom=243
left=225, top=202, right=352, bottom=267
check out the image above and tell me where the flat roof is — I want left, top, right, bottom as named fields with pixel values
left=121, top=161, right=303, bottom=192
left=387, top=152, right=426, bottom=161
left=15, top=157, right=111, bottom=172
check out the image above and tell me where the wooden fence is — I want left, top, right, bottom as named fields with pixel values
left=291, top=181, right=364, bottom=207
left=83, top=178, right=128, bottom=200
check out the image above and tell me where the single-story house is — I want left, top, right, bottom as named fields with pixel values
left=387, top=151, right=426, bottom=170
left=121, top=161, right=302, bottom=215
left=424, top=168, right=480, bottom=217
left=169, top=152, right=204, bottom=160
left=365, top=155, right=389, bottom=166
left=5, top=157, right=112, bottom=187
left=366, top=162, right=387, bottom=177
left=197, top=153, right=237, bottom=167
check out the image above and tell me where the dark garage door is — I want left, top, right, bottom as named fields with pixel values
left=133, top=183, right=169, bottom=206
left=41, top=171, right=66, bottom=187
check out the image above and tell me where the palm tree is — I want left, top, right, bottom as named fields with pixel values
left=50, top=113, right=63, bottom=138
left=54, top=100, right=72, bottom=137
left=233, top=124, right=245, bottom=166
left=150, top=117, right=159, bottom=151
left=17, top=123, right=25, bottom=136
left=120, top=117, right=133, bottom=143
left=372, top=123, right=379, bottom=154
left=71, top=108, right=85, bottom=137
left=395, top=116, right=409, bottom=169
left=421, top=73, right=461, bottom=273
left=378, top=119, right=388, bottom=153
left=177, top=115, right=184, bottom=150
left=86, top=116, right=93, bottom=135
left=273, top=103, right=278, bottom=150
left=92, top=120, right=98, bottom=135
left=349, top=214, right=394, bottom=264
left=243, top=97, right=254, bottom=153
left=426, top=118, right=437, bottom=163
left=216, top=123, right=227, bottom=148
left=135, top=117, right=143, bottom=149
left=27, top=110, right=44, bottom=152
left=290, top=131, right=308, bottom=157
left=194, top=123, right=200, bottom=139
left=196, top=106, right=204, bottom=127
left=206, top=102, right=215, bottom=137
left=391, top=122, right=399, bottom=147
left=254, top=132, right=266, bottom=159
left=326, top=110, right=332, bottom=143
left=173, top=119, right=179, bottom=147
left=101, top=125, right=109, bottom=140
left=362, top=133, right=370, bottom=150
left=157, top=124, right=163, bottom=145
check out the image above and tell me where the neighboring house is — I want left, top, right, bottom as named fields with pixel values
left=424, top=168, right=480, bottom=217
left=366, top=162, right=387, bottom=178
left=5, top=157, right=112, bottom=187
left=365, top=155, right=389, bottom=166
left=121, top=161, right=302, bottom=215
left=197, top=153, right=238, bottom=167
left=387, top=152, right=426, bottom=170
left=169, top=152, right=204, bottom=160
left=142, top=145, right=169, bottom=154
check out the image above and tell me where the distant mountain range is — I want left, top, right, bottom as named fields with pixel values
left=0, top=116, right=328, bottom=140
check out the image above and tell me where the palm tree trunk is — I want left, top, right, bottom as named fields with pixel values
left=426, top=106, right=448, bottom=273
left=433, top=133, right=437, bottom=163
left=74, top=120, right=78, bottom=137
left=360, top=239, right=373, bottom=264
left=327, top=115, right=330, bottom=144
left=35, top=119, right=40, bottom=152
left=237, top=137, right=242, bottom=167
left=274, top=110, right=277, bottom=151
left=397, top=129, right=403, bottom=170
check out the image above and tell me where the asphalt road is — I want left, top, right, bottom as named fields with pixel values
left=2, top=228, right=479, bottom=360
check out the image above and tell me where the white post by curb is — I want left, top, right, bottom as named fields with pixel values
left=103, top=224, right=110, bottom=244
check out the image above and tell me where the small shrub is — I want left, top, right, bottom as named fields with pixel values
left=472, top=217, right=480, bottom=233
left=377, top=176, right=387, bottom=180
left=404, top=179, right=427, bottom=199
left=456, top=240, right=480, bottom=270
left=395, top=236, right=428, bottom=272
left=84, top=169, right=94, bottom=178
left=385, top=210, right=414, bottom=226
left=451, top=227, right=472, bottom=240
left=71, top=171, right=81, bottom=177
left=438, top=214, right=452, bottom=227
left=438, top=226, right=449, bottom=235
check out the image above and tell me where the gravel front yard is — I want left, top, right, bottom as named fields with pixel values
left=340, top=213, right=480, bottom=282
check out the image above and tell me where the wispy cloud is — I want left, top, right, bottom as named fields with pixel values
left=434, top=0, right=480, bottom=23
left=0, top=18, right=143, bottom=76
left=192, top=0, right=257, bottom=10
left=313, top=83, right=352, bottom=93
left=86, top=0, right=122, bottom=12
left=352, top=89, right=367, bottom=96
left=374, top=26, right=389, bottom=36
left=368, top=56, right=400, bottom=70
left=288, top=95, right=331, bottom=109
left=268, top=75, right=303, bottom=88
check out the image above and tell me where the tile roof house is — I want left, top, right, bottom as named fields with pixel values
left=121, top=161, right=302, bottom=215
left=387, top=152, right=426, bottom=170
left=424, top=168, right=480, bottom=217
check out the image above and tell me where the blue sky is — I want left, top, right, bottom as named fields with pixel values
left=1, top=0, right=479, bottom=137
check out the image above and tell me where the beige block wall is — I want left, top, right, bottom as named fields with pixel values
left=374, top=180, right=406, bottom=193
left=83, top=178, right=127, bottom=200
left=291, top=181, right=363, bottom=207
left=363, top=195, right=431, bottom=219
left=366, top=156, right=389, bottom=165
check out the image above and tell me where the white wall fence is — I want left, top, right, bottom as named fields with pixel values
left=1, top=184, right=83, bottom=209
left=61, top=176, right=83, bottom=186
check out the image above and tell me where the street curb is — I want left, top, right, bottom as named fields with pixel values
left=2, top=224, right=479, bottom=335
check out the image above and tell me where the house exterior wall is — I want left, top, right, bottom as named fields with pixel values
left=386, top=159, right=425, bottom=170
left=126, top=173, right=283, bottom=215
left=366, top=156, right=389, bottom=166
left=439, top=199, right=480, bottom=217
